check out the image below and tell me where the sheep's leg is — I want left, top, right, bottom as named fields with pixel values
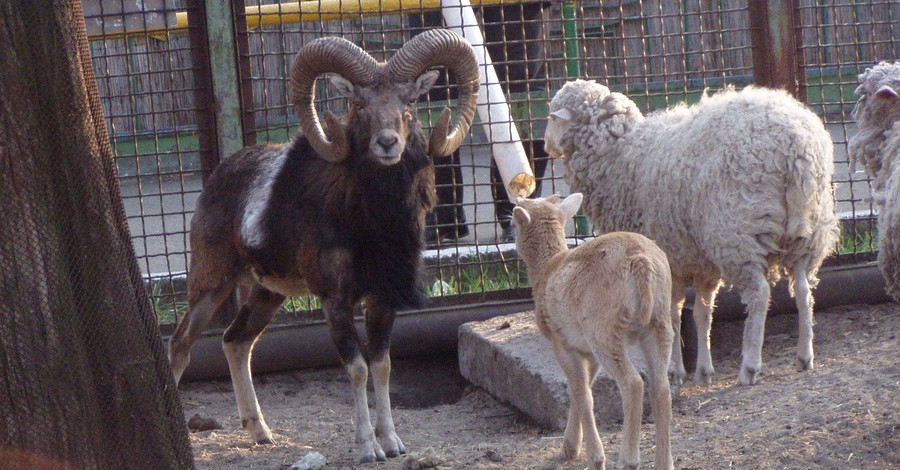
left=168, top=281, right=236, bottom=385
left=324, top=297, right=384, bottom=463
left=221, top=285, right=285, bottom=445
left=364, top=298, right=406, bottom=458
left=551, top=343, right=594, bottom=462
left=792, top=263, right=815, bottom=371
left=640, top=330, right=674, bottom=470
left=738, top=271, right=771, bottom=385
left=596, top=352, right=643, bottom=470
left=692, top=282, right=719, bottom=385
left=668, top=280, right=688, bottom=386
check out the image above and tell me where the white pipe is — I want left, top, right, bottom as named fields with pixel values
left=440, top=0, right=536, bottom=199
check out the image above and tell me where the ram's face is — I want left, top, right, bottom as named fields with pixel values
left=330, top=72, right=438, bottom=165
left=544, top=107, right=575, bottom=159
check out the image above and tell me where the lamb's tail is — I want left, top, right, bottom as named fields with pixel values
left=626, top=254, right=658, bottom=326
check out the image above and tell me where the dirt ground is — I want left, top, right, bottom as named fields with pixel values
left=180, top=302, right=900, bottom=470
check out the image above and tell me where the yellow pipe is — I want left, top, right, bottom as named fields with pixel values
left=88, top=0, right=530, bottom=40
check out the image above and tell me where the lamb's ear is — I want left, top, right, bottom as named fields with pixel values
left=547, top=194, right=561, bottom=204
left=875, top=84, right=898, bottom=100
left=512, top=206, right=531, bottom=227
left=559, top=193, right=583, bottom=220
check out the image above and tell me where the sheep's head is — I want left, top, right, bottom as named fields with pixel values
left=328, top=73, right=438, bottom=164
left=290, top=29, right=480, bottom=164
left=512, top=193, right=583, bottom=254
left=544, top=79, right=642, bottom=159
left=849, top=61, right=900, bottom=177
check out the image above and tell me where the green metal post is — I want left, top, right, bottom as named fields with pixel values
left=562, top=0, right=590, bottom=236
left=203, top=0, right=245, bottom=160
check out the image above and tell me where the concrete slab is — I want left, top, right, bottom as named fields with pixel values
left=458, top=311, right=661, bottom=431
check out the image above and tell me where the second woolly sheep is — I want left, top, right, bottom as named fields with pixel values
left=849, top=60, right=900, bottom=301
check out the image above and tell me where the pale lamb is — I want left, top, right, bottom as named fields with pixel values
left=513, top=194, right=674, bottom=470
left=544, top=80, right=840, bottom=386
left=848, top=61, right=900, bottom=301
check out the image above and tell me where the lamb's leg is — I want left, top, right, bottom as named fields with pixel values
left=551, top=343, right=592, bottom=462
left=168, top=281, right=236, bottom=385
left=692, top=281, right=720, bottom=385
left=221, top=285, right=285, bottom=444
left=738, top=270, right=771, bottom=385
left=595, top=352, right=643, bottom=470
left=668, top=280, right=688, bottom=386
left=792, top=263, right=815, bottom=371
left=365, top=298, right=405, bottom=458
left=640, top=330, right=675, bottom=470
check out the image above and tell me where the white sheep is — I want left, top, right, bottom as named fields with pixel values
left=513, top=193, right=674, bottom=470
left=544, top=80, right=840, bottom=386
left=849, top=61, right=900, bottom=301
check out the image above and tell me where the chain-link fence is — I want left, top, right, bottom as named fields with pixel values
left=83, top=0, right=898, bottom=329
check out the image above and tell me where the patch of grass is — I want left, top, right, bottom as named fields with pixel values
left=150, top=280, right=188, bottom=325
left=838, top=218, right=878, bottom=256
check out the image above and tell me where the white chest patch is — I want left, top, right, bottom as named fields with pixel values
left=240, top=146, right=289, bottom=249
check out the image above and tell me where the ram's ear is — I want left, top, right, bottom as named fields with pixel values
left=415, top=70, right=440, bottom=98
left=512, top=206, right=531, bottom=227
left=559, top=193, right=583, bottom=221
left=329, top=75, right=356, bottom=99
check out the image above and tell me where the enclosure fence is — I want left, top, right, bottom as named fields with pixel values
left=82, top=0, right=899, bottom=328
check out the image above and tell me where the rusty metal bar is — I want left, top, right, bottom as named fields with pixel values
left=748, top=0, right=806, bottom=100
left=232, top=2, right=258, bottom=147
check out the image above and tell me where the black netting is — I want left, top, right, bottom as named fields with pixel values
left=0, top=1, right=194, bottom=468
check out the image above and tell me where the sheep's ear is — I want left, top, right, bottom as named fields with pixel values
left=329, top=75, right=356, bottom=99
left=559, top=193, right=583, bottom=220
left=875, top=84, right=898, bottom=100
left=512, top=206, right=531, bottom=227
left=415, top=70, right=441, bottom=98
left=550, top=108, right=573, bottom=121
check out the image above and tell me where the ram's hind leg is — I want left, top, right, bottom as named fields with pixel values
left=365, top=297, right=405, bottom=458
left=792, top=262, right=815, bottom=371
left=222, top=284, right=285, bottom=444
left=169, top=281, right=236, bottom=385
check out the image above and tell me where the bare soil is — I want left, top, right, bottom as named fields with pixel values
left=180, top=302, right=900, bottom=469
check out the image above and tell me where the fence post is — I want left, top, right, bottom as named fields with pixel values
left=748, top=0, right=806, bottom=101
left=187, top=0, right=248, bottom=182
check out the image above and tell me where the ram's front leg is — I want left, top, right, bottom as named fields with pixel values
left=324, top=296, right=384, bottom=463
left=366, top=297, right=406, bottom=458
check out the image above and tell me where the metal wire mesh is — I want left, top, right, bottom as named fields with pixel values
left=82, top=0, right=898, bottom=328
left=797, top=0, right=899, bottom=261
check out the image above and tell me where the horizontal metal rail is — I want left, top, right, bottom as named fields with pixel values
left=87, top=0, right=540, bottom=40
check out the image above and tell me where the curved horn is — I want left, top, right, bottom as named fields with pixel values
left=386, top=29, right=480, bottom=157
left=291, top=37, right=379, bottom=162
